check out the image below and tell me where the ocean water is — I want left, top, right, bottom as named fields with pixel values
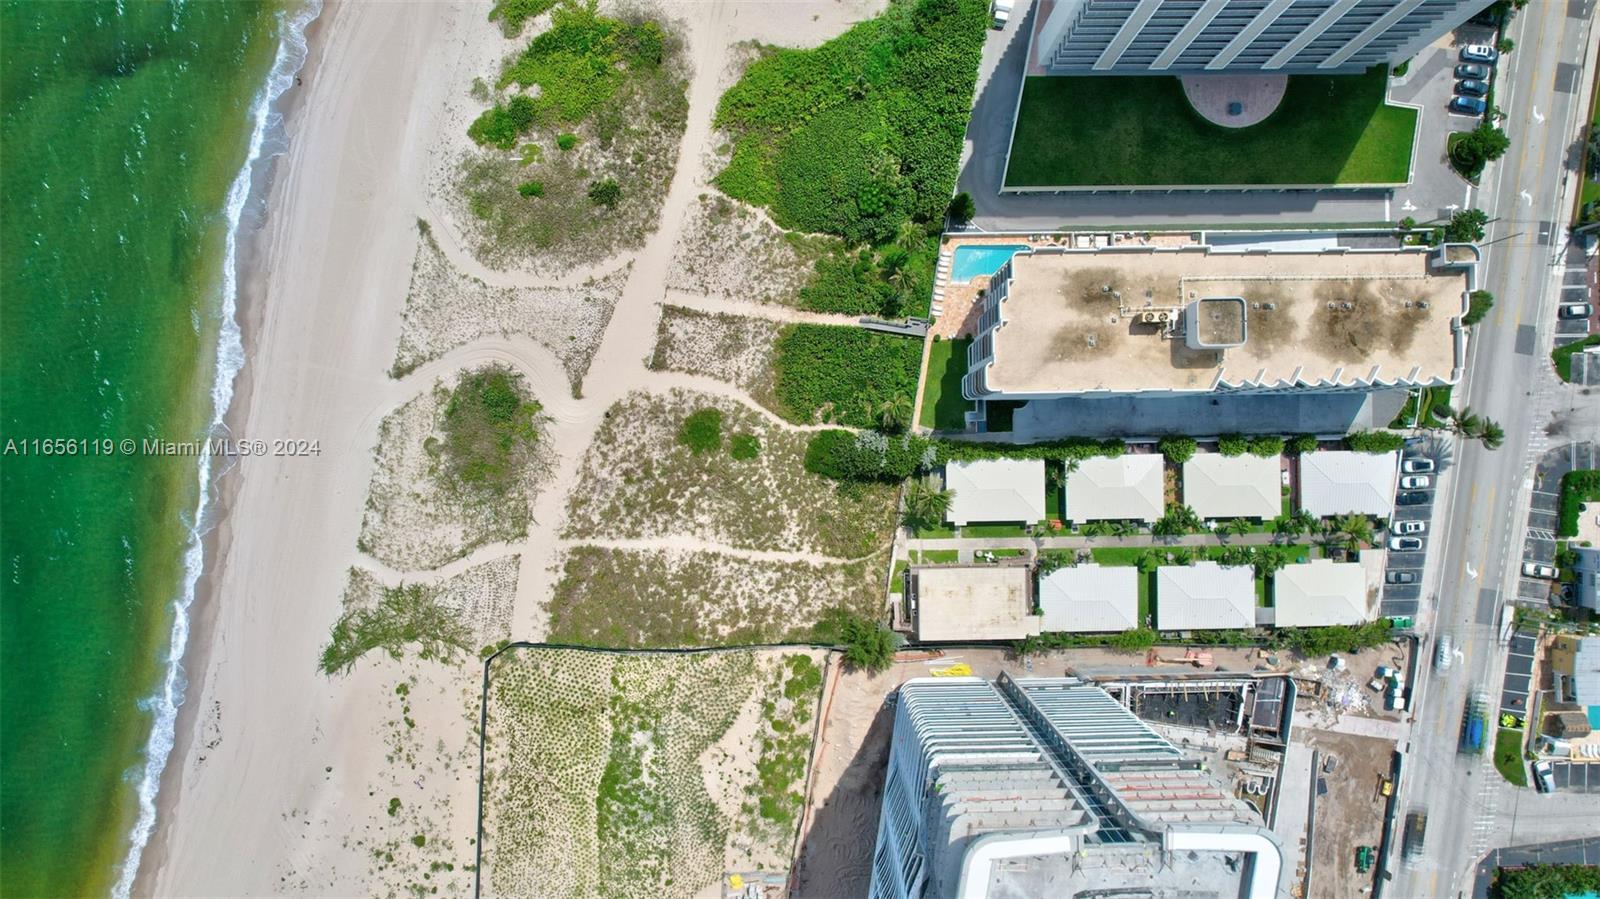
left=0, top=1, right=307, bottom=893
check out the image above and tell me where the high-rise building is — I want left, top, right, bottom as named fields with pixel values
left=1032, top=0, right=1494, bottom=75
left=869, top=674, right=1284, bottom=899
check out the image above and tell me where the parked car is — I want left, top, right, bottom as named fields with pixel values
left=1396, top=520, right=1427, bottom=535
left=1456, top=78, right=1489, bottom=97
left=1559, top=303, right=1593, bottom=319
left=1397, top=491, right=1431, bottom=506
left=1403, top=458, right=1436, bottom=473
left=1523, top=561, right=1558, bottom=579
left=1387, top=570, right=1419, bottom=585
left=1534, top=760, right=1555, bottom=794
left=1401, top=474, right=1432, bottom=489
left=1456, top=62, right=1490, bottom=79
left=1390, top=536, right=1424, bottom=551
left=1461, top=44, right=1500, bottom=64
left=1450, top=95, right=1488, bottom=116
left=1435, top=633, right=1454, bottom=672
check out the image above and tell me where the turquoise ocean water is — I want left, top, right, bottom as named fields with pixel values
left=1, top=1, right=312, bottom=893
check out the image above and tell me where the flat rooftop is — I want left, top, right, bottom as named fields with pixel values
left=984, top=249, right=1465, bottom=394
left=910, top=566, right=1041, bottom=642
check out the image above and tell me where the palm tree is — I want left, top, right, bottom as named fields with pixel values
left=1082, top=521, right=1113, bottom=538
left=1452, top=405, right=1483, bottom=437
left=1336, top=513, right=1373, bottom=548
left=1111, top=520, right=1139, bottom=538
left=1479, top=418, right=1505, bottom=450
left=902, top=479, right=953, bottom=533
left=1222, top=517, right=1254, bottom=540
left=877, top=394, right=914, bottom=433
left=1252, top=547, right=1289, bottom=579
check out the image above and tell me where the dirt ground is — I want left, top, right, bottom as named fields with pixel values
left=1299, top=728, right=1395, bottom=899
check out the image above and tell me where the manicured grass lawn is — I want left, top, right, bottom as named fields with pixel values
left=1005, top=68, right=1416, bottom=187
left=1553, top=335, right=1600, bottom=383
left=912, top=549, right=960, bottom=563
left=962, top=522, right=1031, bottom=538
left=911, top=523, right=956, bottom=538
left=1494, top=727, right=1528, bottom=786
left=1046, top=462, right=1064, bottom=521
left=919, top=337, right=971, bottom=431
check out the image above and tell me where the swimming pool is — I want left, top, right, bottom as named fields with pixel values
left=951, top=244, right=1028, bottom=284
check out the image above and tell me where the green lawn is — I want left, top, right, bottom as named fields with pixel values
left=1005, top=68, right=1417, bottom=187
left=1554, top=335, right=1600, bottom=383
left=962, top=522, right=1030, bottom=538
left=910, top=523, right=956, bottom=538
left=912, top=549, right=959, bottom=563
left=1493, top=727, right=1528, bottom=786
left=919, top=337, right=971, bottom=431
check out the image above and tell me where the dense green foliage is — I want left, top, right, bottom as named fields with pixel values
left=903, top=479, right=954, bottom=532
left=588, top=178, right=621, bottom=209
left=947, top=192, right=975, bottom=223
left=1288, top=434, right=1320, bottom=454
left=320, top=583, right=472, bottom=675
left=772, top=325, right=922, bottom=426
left=1018, top=629, right=1159, bottom=654
left=441, top=367, right=542, bottom=495
left=1344, top=430, right=1406, bottom=453
left=937, top=437, right=1125, bottom=463
left=556, top=132, right=578, bottom=151
left=488, top=0, right=559, bottom=36
left=1006, top=68, right=1417, bottom=187
left=468, top=95, right=539, bottom=149
left=813, top=608, right=897, bottom=671
left=677, top=408, right=724, bottom=454
left=729, top=433, right=762, bottom=461
left=1158, top=436, right=1196, bottom=463
left=1558, top=470, right=1600, bottom=537
left=1449, top=124, right=1510, bottom=180
left=1248, top=435, right=1285, bottom=457
left=1492, top=864, right=1600, bottom=899
left=796, top=232, right=938, bottom=316
left=804, top=429, right=932, bottom=482
left=517, top=180, right=544, bottom=198
left=1019, top=620, right=1392, bottom=654
left=1464, top=289, right=1495, bottom=325
left=1218, top=434, right=1248, bottom=456
left=1444, top=207, right=1490, bottom=242
left=713, top=0, right=989, bottom=242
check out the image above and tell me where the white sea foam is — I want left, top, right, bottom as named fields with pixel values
left=112, top=1, right=321, bottom=894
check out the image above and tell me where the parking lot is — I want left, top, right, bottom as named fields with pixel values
left=1519, top=441, right=1599, bottom=605
left=1496, top=631, right=1536, bottom=723
left=1547, top=760, right=1600, bottom=793
left=1552, top=248, right=1595, bottom=353
left=1380, top=441, right=1441, bottom=619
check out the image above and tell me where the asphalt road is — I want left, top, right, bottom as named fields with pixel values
left=1387, top=2, right=1600, bottom=897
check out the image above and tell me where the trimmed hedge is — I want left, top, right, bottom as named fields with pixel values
left=1345, top=430, right=1407, bottom=453
left=936, top=437, right=1126, bottom=463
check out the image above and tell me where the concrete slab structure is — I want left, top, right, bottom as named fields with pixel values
left=1039, top=564, right=1141, bottom=632
left=1273, top=559, right=1373, bottom=626
left=1183, top=452, right=1283, bottom=520
left=944, top=458, right=1047, bottom=526
left=908, top=565, right=1041, bottom=643
left=1298, top=449, right=1400, bottom=518
left=1157, top=562, right=1258, bottom=631
left=1065, top=454, right=1165, bottom=523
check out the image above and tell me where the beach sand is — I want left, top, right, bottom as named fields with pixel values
left=142, top=0, right=888, bottom=894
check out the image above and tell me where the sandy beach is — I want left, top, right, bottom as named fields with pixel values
left=141, top=0, right=886, bottom=893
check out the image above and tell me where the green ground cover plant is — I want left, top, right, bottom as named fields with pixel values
left=1006, top=68, right=1416, bottom=187
left=919, top=337, right=971, bottom=430
left=677, top=407, right=724, bottom=453
left=440, top=365, right=542, bottom=496
left=319, top=581, right=472, bottom=675
left=772, top=325, right=922, bottom=426
left=1557, top=469, right=1600, bottom=537
left=713, top=0, right=988, bottom=242
left=1492, top=863, right=1600, bottom=898
left=730, top=433, right=761, bottom=460
left=488, top=0, right=559, bottom=36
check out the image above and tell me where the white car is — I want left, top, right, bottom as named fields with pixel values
left=1534, top=760, right=1554, bottom=793
left=1523, top=561, right=1558, bottom=579
left=1395, top=520, right=1427, bottom=535
left=1403, top=458, right=1435, bottom=474
left=1435, top=633, right=1454, bottom=672
left=1390, top=536, right=1423, bottom=551
left=1400, top=474, right=1431, bottom=489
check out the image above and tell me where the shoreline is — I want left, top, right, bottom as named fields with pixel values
left=127, top=2, right=328, bottom=893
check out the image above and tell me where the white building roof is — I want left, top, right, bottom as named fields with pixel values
left=1065, top=454, right=1164, bottom=523
left=1038, top=564, right=1141, bottom=632
left=1298, top=450, right=1399, bottom=519
left=1183, top=453, right=1282, bottom=520
left=1572, top=637, right=1600, bottom=705
left=945, top=458, right=1047, bottom=525
left=1273, top=560, right=1371, bottom=627
left=1156, top=562, right=1256, bottom=631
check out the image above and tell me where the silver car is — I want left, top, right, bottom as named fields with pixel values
left=1400, top=474, right=1431, bottom=489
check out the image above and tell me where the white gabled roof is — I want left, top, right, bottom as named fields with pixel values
left=1156, top=562, right=1256, bottom=631
left=1298, top=450, right=1399, bottom=519
left=1183, top=453, right=1281, bottom=520
left=1039, top=564, right=1141, bottom=632
left=1273, top=560, right=1371, bottom=627
left=944, top=458, right=1047, bottom=525
left=1065, top=454, right=1164, bottom=523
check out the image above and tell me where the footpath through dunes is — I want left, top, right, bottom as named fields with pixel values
left=149, top=0, right=902, bottom=895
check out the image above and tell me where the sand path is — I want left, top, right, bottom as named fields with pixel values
left=665, top=289, right=865, bottom=326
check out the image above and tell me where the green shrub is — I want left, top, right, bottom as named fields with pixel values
left=588, top=178, right=621, bottom=209
left=1450, top=124, right=1510, bottom=180
left=1345, top=430, right=1406, bottom=454
left=796, top=233, right=937, bottom=317
left=1217, top=434, right=1248, bottom=456
left=812, top=608, right=896, bottom=671
left=441, top=366, right=542, bottom=494
left=1158, top=435, right=1196, bottom=463
left=1493, top=864, right=1600, bottom=899
left=1444, top=207, right=1489, bottom=243
left=772, top=325, right=922, bottom=426
left=712, top=0, right=988, bottom=240
left=1288, top=434, right=1319, bottom=454
left=556, top=132, right=578, bottom=151
left=467, top=94, right=539, bottom=149
left=517, top=180, right=544, bottom=198
left=1248, top=435, right=1284, bottom=457
left=1463, top=289, right=1495, bottom=325
left=497, top=3, right=665, bottom=126
left=1558, top=470, right=1600, bottom=537
left=677, top=408, right=723, bottom=453
left=804, top=429, right=930, bottom=482
left=1018, top=628, right=1158, bottom=654
left=729, top=433, right=761, bottom=460
left=488, top=0, right=558, bottom=35
left=947, top=191, right=975, bottom=223
left=937, top=437, right=1124, bottom=463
